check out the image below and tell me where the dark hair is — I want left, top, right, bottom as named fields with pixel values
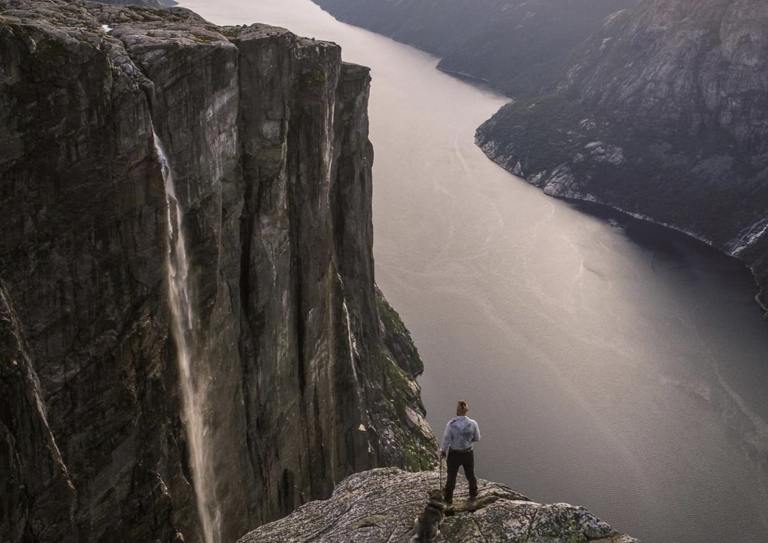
left=457, top=400, right=469, bottom=415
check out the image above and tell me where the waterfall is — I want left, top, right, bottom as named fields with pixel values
left=154, top=132, right=221, bottom=543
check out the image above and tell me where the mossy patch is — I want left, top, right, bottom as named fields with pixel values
left=404, top=439, right=436, bottom=472
left=191, top=32, right=218, bottom=44
left=376, top=345, right=437, bottom=472
left=376, top=286, right=424, bottom=376
left=32, top=37, right=69, bottom=65
left=298, top=68, right=328, bottom=96
left=382, top=348, right=410, bottom=418
left=376, top=287, right=408, bottom=339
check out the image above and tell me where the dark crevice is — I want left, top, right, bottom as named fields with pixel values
left=279, top=468, right=295, bottom=518
left=524, top=506, right=540, bottom=543
left=232, top=43, right=268, bottom=524
left=311, top=390, right=327, bottom=488
left=472, top=516, right=489, bottom=543
left=294, top=246, right=307, bottom=396
left=287, top=115, right=307, bottom=398
left=239, top=225, right=253, bottom=323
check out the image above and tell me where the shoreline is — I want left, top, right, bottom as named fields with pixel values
left=473, top=134, right=768, bottom=318
left=559, top=193, right=768, bottom=316
left=436, top=65, right=494, bottom=86
left=756, top=294, right=768, bottom=317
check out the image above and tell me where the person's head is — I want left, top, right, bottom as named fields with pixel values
left=456, top=400, right=469, bottom=416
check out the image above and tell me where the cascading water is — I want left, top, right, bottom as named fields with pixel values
left=154, top=132, right=221, bottom=543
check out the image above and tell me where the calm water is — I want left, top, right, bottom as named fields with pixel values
left=179, top=1, right=768, bottom=541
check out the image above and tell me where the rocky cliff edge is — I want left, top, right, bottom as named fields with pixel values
left=238, top=468, right=640, bottom=543
left=0, top=1, right=434, bottom=541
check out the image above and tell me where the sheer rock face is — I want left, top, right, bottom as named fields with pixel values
left=238, top=468, right=640, bottom=543
left=0, top=3, right=193, bottom=541
left=0, top=1, right=434, bottom=542
left=476, top=0, right=768, bottom=306
left=562, top=0, right=768, bottom=137
left=0, top=282, right=77, bottom=542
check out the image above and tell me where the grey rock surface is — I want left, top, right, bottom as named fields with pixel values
left=0, top=1, right=434, bottom=541
left=0, top=2, right=195, bottom=540
left=238, top=468, right=640, bottom=543
left=1, top=281, right=77, bottom=543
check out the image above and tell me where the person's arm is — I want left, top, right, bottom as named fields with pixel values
left=441, top=422, right=452, bottom=455
left=472, top=421, right=481, bottom=443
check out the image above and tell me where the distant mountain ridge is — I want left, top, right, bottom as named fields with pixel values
left=312, top=0, right=639, bottom=96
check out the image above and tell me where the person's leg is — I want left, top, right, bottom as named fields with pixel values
left=444, top=452, right=460, bottom=504
left=463, top=451, right=478, bottom=498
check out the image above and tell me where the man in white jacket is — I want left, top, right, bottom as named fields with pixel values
left=440, top=399, right=481, bottom=504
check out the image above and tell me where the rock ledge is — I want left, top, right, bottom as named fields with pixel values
left=239, top=468, right=640, bottom=543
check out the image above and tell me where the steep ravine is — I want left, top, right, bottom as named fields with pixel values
left=1, top=1, right=434, bottom=541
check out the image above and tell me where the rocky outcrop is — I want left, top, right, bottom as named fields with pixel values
left=476, top=0, right=768, bottom=306
left=238, top=468, right=639, bottom=543
left=311, top=0, right=638, bottom=95
left=0, top=1, right=434, bottom=542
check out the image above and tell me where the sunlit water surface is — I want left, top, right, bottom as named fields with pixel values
left=177, top=1, right=768, bottom=541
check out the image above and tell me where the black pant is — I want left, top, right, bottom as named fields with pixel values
left=443, top=449, right=477, bottom=503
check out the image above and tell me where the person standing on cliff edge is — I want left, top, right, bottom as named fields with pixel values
left=440, top=399, right=481, bottom=504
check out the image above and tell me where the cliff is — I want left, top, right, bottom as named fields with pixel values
left=476, top=0, right=768, bottom=306
left=311, top=0, right=638, bottom=95
left=237, top=468, right=639, bottom=543
left=0, top=1, right=435, bottom=542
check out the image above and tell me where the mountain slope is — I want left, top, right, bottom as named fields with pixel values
left=476, top=0, right=768, bottom=304
left=312, top=0, right=639, bottom=95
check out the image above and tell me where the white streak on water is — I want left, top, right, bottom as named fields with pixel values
left=154, top=132, right=221, bottom=543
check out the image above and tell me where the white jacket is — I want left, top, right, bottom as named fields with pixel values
left=441, top=415, right=480, bottom=452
